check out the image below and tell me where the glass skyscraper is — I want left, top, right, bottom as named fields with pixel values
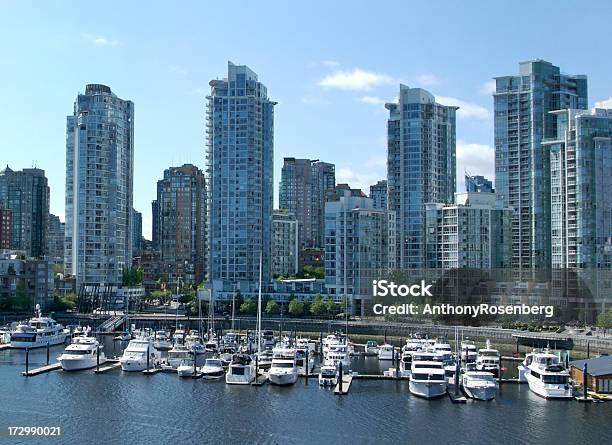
left=386, top=85, right=457, bottom=270
left=207, top=62, right=275, bottom=289
left=369, top=180, right=388, bottom=210
left=545, top=108, right=612, bottom=269
left=65, top=84, right=134, bottom=288
left=0, top=166, right=49, bottom=257
left=494, top=60, right=587, bottom=270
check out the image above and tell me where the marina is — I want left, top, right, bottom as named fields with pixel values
left=0, top=336, right=610, bottom=444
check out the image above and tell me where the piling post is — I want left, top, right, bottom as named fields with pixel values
left=96, top=345, right=100, bottom=372
left=384, top=329, right=387, bottom=344
left=338, top=361, right=343, bottom=395
left=515, top=337, right=519, bottom=355
left=498, top=357, right=502, bottom=384
left=395, top=348, right=400, bottom=380
left=587, top=341, right=590, bottom=359
left=583, top=363, right=588, bottom=399
left=46, top=341, right=50, bottom=365
left=306, top=349, right=309, bottom=380
left=25, top=347, right=29, bottom=376
left=193, top=353, right=197, bottom=376
left=147, top=345, right=150, bottom=373
left=454, top=360, right=460, bottom=395
left=255, top=353, right=259, bottom=379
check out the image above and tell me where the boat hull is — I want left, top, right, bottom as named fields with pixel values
left=269, top=371, right=298, bottom=386
left=60, top=355, right=106, bottom=371
left=409, top=380, right=446, bottom=399
left=11, top=334, right=69, bottom=349
left=525, top=373, right=572, bottom=399
left=463, top=385, right=496, bottom=401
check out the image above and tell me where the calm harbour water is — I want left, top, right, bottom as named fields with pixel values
left=0, top=338, right=610, bottom=445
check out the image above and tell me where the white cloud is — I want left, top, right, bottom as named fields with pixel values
left=364, top=155, right=387, bottom=169
left=416, top=74, right=440, bottom=86
left=480, top=80, right=496, bottom=95
left=594, top=97, right=612, bottom=109
left=358, top=96, right=387, bottom=105
left=317, top=68, right=394, bottom=91
left=456, top=140, right=495, bottom=191
left=169, top=65, right=188, bottom=75
left=321, top=60, right=340, bottom=67
left=81, top=33, right=121, bottom=47
left=336, top=165, right=386, bottom=194
left=436, top=95, right=492, bottom=120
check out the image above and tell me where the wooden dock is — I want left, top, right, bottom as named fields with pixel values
left=252, top=375, right=268, bottom=386
left=334, top=375, right=353, bottom=395
left=22, top=362, right=61, bottom=376
left=94, top=360, right=121, bottom=374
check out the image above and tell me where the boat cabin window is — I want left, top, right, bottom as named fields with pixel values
left=273, top=362, right=295, bottom=368
left=542, top=375, right=567, bottom=384
left=231, top=367, right=246, bottom=375
left=412, top=373, right=444, bottom=381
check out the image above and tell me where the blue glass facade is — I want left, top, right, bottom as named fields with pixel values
left=494, top=60, right=587, bottom=270
left=386, top=85, right=456, bottom=270
left=207, top=62, right=275, bottom=288
left=65, top=84, right=134, bottom=287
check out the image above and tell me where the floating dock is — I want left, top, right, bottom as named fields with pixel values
left=94, top=360, right=121, bottom=374
left=142, top=368, right=161, bottom=375
left=22, top=363, right=61, bottom=376
left=0, top=344, right=11, bottom=351
left=447, top=387, right=467, bottom=403
left=334, top=375, right=353, bottom=395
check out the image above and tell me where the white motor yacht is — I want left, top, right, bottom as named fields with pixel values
left=460, top=341, right=478, bottom=364
left=295, top=347, right=315, bottom=376
left=398, top=351, right=412, bottom=377
left=319, top=365, right=338, bottom=386
left=58, top=336, right=106, bottom=371
left=296, top=337, right=316, bottom=353
left=204, top=339, right=218, bottom=354
left=476, top=340, right=501, bottom=376
left=199, top=358, right=225, bottom=380
left=409, top=352, right=447, bottom=399
left=120, top=335, right=160, bottom=372
left=153, top=330, right=172, bottom=351
left=164, top=343, right=192, bottom=370
left=256, top=349, right=274, bottom=371
left=365, top=340, right=379, bottom=355
left=268, top=348, right=299, bottom=386
left=378, top=344, right=395, bottom=361
left=519, top=349, right=572, bottom=399
left=10, top=306, right=70, bottom=349
left=226, top=354, right=256, bottom=385
left=461, top=363, right=497, bottom=400
left=177, top=358, right=196, bottom=377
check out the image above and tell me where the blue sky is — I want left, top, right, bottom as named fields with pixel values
left=1, top=0, right=612, bottom=238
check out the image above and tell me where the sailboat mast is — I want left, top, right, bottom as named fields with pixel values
left=257, top=251, right=263, bottom=353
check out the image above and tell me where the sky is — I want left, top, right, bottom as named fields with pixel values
left=1, top=0, right=612, bottom=239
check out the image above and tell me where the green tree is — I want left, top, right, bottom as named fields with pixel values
left=310, top=294, right=326, bottom=317
left=597, top=308, right=612, bottom=335
left=302, top=265, right=324, bottom=279
left=122, top=267, right=144, bottom=286
left=325, top=297, right=337, bottom=315
left=265, top=299, right=280, bottom=315
left=240, top=299, right=257, bottom=315
left=288, top=298, right=304, bottom=317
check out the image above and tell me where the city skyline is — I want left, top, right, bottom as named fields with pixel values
left=3, top=2, right=612, bottom=239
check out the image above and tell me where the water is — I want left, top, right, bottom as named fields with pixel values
left=0, top=339, right=610, bottom=445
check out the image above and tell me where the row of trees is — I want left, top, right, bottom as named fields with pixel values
left=274, top=265, right=324, bottom=281
left=238, top=294, right=348, bottom=318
